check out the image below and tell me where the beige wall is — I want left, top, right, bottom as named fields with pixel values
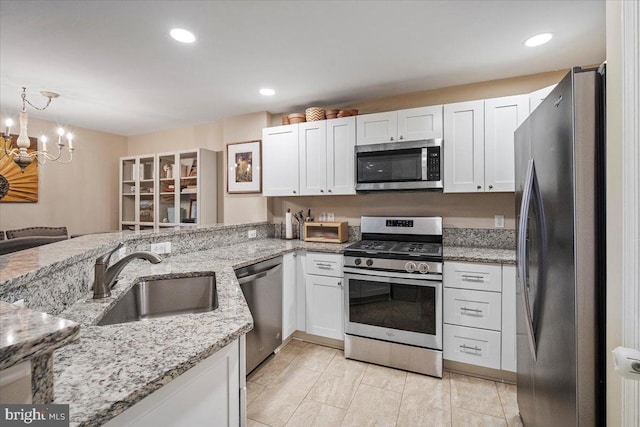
left=269, top=192, right=516, bottom=229
left=127, top=112, right=269, bottom=225
left=605, top=1, right=623, bottom=425
left=270, top=69, right=569, bottom=127
left=267, top=69, right=569, bottom=229
left=0, top=117, right=127, bottom=235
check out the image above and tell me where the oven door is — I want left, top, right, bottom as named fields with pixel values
left=355, top=139, right=443, bottom=191
left=344, top=268, right=442, bottom=350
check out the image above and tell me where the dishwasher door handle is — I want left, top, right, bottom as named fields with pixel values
left=236, top=264, right=282, bottom=285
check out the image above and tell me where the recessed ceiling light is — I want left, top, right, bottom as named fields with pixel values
left=524, top=33, right=553, bottom=47
left=170, top=28, right=196, bottom=44
left=259, top=88, right=276, bottom=96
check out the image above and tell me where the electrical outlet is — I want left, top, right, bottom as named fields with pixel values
left=248, top=229, right=257, bottom=239
left=164, top=242, right=171, bottom=253
left=495, top=215, right=505, bottom=228
left=118, top=246, right=127, bottom=259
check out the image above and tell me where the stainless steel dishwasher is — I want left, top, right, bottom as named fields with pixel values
left=235, top=256, right=283, bottom=374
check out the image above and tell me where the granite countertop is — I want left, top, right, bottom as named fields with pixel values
left=444, top=246, right=516, bottom=264
left=0, top=301, right=80, bottom=370
left=51, top=238, right=350, bottom=426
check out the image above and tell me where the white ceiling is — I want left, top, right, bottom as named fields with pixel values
left=0, top=0, right=605, bottom=136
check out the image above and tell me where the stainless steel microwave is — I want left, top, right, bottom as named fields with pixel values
left=355, top=139, right=443, bottom=191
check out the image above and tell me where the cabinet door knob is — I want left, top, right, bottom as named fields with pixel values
left=399, top=135, right=404, bottom=140
left=320, top=189, right=324, bottom=193
left=477, top=185, right=482, bottom=190
left=293, top=190, right=297, bottom=194
left=489, top=185, right=493, bottom=189
left=338, top=281, right=342, bottom=287
left=390, top=136, right=394, bottom=141
left=327, top=189, right=332, bottom=193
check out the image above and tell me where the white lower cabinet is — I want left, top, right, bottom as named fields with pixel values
left=282, top=252, right=297, bottom=341
left=105, top=338, right=242, bottom=427
left=444, top=324, right=501, bottom=370
left=501, top=265, right=517, bottom=372
left=305, top=252, right=344, bottom=341
left=443, top=261, right=515, bottom=373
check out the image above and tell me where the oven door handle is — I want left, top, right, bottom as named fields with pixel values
left=343, top=267, right=442, bottom=285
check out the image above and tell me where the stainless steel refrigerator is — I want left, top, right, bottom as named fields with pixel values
left=514, top=66, right=606, bottom=426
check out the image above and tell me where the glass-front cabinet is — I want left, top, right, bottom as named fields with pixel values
left=120, top=155, right=156, bottom=232
left=121, top=149, right=217, bottom=231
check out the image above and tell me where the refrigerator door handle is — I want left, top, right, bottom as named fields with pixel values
left=518, top=158, right=538, bottom=361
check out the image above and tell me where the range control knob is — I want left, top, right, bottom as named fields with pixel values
left=366, top=259, right=373, bottom=267
left=354, top=258, right=362, bottom=266
left=418, top=263, right=430, bottom=274
left=405, top=261, right=417, bottom=273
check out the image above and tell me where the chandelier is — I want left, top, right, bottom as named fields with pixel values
left=2, top=87, right=75, bottom=172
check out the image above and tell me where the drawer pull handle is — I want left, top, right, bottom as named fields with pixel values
left=460, top=307, right=483, bottom=315
left=460, top=344, right=482, bottom=353
left=316, top=263, right=333, bottom=268
left=461, top=274, right=484, bottom=281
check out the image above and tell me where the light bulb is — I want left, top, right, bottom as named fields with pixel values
left=5, top=118, right=13, bottom=127
left=170, top=28, right=196, bottom=44
left=57, top=127, right=65, bottom=136
left=524, top=33, right=553, bottom=47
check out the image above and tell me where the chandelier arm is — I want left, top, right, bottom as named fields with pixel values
left=23, top=97, right=53, bottom=111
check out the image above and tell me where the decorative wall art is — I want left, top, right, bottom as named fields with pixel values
left=227, top=140, right=261, bottom=194
left=0, top=134, right=39, bottom=202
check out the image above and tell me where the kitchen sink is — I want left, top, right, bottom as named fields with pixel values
left=97, top=274, right=218, bottom=326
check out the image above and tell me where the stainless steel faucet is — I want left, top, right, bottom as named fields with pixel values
left=93, top=242, right=162, bottom=299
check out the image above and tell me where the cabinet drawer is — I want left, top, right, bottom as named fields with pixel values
left=443, top=324, right=501, bottom=370
left=306, top=252, right=343, bottom=277
left=444, top=288, right=502, bottom=331
left=444, top=262, right=502, bottom=292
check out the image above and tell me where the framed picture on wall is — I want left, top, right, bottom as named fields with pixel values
left=226, top=140, right=261, bottom=194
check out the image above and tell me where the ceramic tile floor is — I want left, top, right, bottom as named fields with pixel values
left=246, top=339, right=523, bottom=427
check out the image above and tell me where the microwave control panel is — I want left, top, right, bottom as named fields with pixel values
left=427, top=147, right=441, bottom=181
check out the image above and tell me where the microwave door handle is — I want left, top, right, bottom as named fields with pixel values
left=422, top=148, right=428, bottom=181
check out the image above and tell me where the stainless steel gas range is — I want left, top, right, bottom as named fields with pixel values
left=343, top=216, right=443, bottom=378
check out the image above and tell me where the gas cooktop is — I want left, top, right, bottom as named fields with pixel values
left=346, top=240, right=442, bottom=258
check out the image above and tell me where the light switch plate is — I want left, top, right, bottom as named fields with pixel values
left=118, top=246, right=127, bottom=259
left=248, top=230, right=257, bottom=238
left=495, top=215, right=505, bottom=228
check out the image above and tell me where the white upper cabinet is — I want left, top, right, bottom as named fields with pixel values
left=326, top=117, right=356, bottom=195
left=299, top=121, right=327, bottom=195
left=444, top=100, right=485, bottom=192
left=484, top=95, right=529, bottom=192
left=356, top=106, right=443, bottom=145
left=356, top=111, right=397, bottom=145
left=262, top=124, right=300, bottom=196
left=444, top=95, right=528, bottom=193
left=529, top=84, right=557, bottom=113
left=397, top=105, right=443, bottom=142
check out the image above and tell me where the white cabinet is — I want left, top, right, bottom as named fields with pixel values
left=262, top=124, right=299, bottom=196
left=305, top=252, right=344, bottom=341
left=501, top=265, right=517, bottom=372
left=356, top=106, right=443, bottom=145
left=264, top=117, right=355, bottom=197
left=105, top=339, right=242, bottom=427
left=282, top=253, right=297, bottom=341
left=443, top=261, right=516, bottom=373
left=397, top=106, right=443, bottom=142
left=444, top=95, right=528, bottom=193
left=484, top=95, right=529, bottom=192
left=356, top=111, right=397, bottom=145
left=299, top=121, right=327, bottom=195
left=326, top=117, right=356, bottom=195
left=443, top=100, right=485, bottom=192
